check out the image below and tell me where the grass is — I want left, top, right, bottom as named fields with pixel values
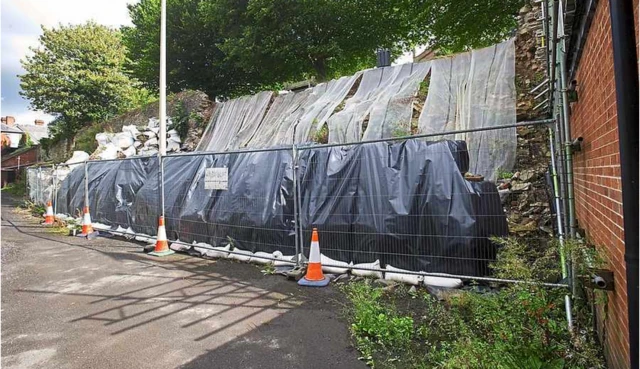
left=1, top=175, right=27, bottom=197
left=340, top=238, right=606, bottom=369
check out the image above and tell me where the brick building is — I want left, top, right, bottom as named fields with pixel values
left=566, top=1, right=638, bottom=368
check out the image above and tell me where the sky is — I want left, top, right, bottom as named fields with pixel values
left=1, top=0, right=135, bottom=126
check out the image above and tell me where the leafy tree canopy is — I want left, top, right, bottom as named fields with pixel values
left=124, top=0, right=523, bottom=99
left=19, top=22, right=152, bottom=138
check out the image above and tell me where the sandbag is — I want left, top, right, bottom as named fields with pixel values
left=321, top=254, right=351, bottom=274
left=352, top=260, right=383, bottom=279
left=384, top=264, right=423, bottom=285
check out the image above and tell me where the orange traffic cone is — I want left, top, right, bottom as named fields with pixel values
left=42, top=201, right=55, bottom=225
left=80, top=206, right=94, bottom=235
left=298, top=228, right=330, bottom=287
left=149, top=216, right=174, bottom=257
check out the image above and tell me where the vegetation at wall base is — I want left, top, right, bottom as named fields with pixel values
left=340, top=238, right=606, bottom=369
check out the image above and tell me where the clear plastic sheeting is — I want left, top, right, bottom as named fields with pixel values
left=196, top=39, right=515, bottom=182
left=328, top=62, right=431, bottom=143
left=288, top=73, right=362, bottom=144
left=245, top=89, right=318, bottom=148
left=419, top=39, right=516, bottom=181
left=197, top=91, right=273, bottom=151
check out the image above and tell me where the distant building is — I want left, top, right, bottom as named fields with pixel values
left=1, top=116, right=49, bottom=187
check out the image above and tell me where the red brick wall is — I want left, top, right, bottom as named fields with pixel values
left=569, top=1, right=636, bottom=368
left=1, top=146, right=40, bottom=169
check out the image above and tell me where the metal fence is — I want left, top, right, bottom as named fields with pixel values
left=27, top=120, right=569, bottom=288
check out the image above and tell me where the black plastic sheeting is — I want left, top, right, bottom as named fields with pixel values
left=56, top=139, right=507, bottom=276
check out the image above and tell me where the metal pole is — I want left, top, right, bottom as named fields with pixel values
left=37, top=166, right=41, bottom=205
left=292, top=144, right=300, bottom=266
left=549, top=0, right=559, bottom=115
left=559, top=25, right=577, bottom=240
left=158, top=0, right=167, bottom=156
left=84, top=162, right=89, bottom=211
left=159, top=155, right=165, bottom=219
left=53, top=165, right=58, bottom=215
left=549, top=128, right=574, bottom=331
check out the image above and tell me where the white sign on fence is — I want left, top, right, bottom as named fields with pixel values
left=204, top=167, right=228, bottom=190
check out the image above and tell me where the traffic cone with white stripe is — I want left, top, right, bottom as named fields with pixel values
left=149, top=216, right=174, bottom=257
left=298, top=228, right=330, bottom=287
left=80, top=206, right=95, bottom=236
left=42, top=201, right=55, bottom=225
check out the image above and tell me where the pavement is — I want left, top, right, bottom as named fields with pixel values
left=1, top=194, right=366, bottom=369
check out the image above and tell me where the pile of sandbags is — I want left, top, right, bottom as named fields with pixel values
left=92, top=118, right=182, bottom=160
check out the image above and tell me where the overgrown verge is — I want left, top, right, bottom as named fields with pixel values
left=340, top=239, right=606, bottom=369
left=1, top=174, right=27, bottom=197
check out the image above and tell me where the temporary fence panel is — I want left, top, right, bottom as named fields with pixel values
left=296, top=139, right=507, bottom=277
left=26, top=166, right=55, bottom=206
left=162, top=149, right=297, bottom=257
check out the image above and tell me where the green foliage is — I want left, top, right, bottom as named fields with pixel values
left=312, top=123, right=329, bottom=144
left=414, top=0, right=525, bottom=54
left=171, top=101, right=190, bottom=141
left=19, top=22, right=151, bottom=140
left=2, top=175, right=27, bottom=197
left=341, top=238, right=606, bottom=369
left=123, top=0, right=523, bottom=99
left=498, top=170, right=514, bottom=179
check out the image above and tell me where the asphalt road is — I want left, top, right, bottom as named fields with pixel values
left=1, top=194, right=366, bottom=369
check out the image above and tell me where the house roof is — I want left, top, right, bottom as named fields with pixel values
left=1, top=123, right=24, bottom=134
left=15, top=124, right=49, bottom=144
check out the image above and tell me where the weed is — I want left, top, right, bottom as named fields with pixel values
left=341, top=238, right=606, bottom=369
left=313, top=123, right=329, bottom=144
left=261, top=263, right=276, bottom=275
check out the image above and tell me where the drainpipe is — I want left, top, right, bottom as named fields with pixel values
left=608, top=1, right=639, bottom=368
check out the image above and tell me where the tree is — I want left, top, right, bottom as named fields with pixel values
left=123, top=0, right=524, bottom=99
left=19, top=22, right=151, bottom=139
left=122, top=0, right=260, bottom=99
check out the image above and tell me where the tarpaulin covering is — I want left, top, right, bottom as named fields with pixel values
left=196, top=39, right=516, bottom=181
left=56, top=139, right=506, bottom=276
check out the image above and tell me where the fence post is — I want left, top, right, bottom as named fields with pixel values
left=159, top=154, right=165, bottom=227
left=53, top=165, right=58, bottom=215
left=292, top=144, right=301, bottom=266
left=84, top=161, right=89, bottom=212
left=37, top=166, right=41, bottom=205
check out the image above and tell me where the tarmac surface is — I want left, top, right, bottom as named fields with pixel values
left=1, top=194, right=366, bottom=369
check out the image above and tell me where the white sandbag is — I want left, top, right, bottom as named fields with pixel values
left=139, top=148, right=158, bottom=157
left=110, top=225, right=127, bottom=236
left=92, top=222, right=110, bottom=231
left=121, top=146, right=137, bottom=157
left=206, top=244, right=232, bottom=258
left=167, top=129, right=178, bottom=136
left=98, top=144, right=119, bottom=160
left=423, top=275, right=464, bottom=288
left=168, top=134, right=181, bottom=144
left=352, top=260, right=383, bottom=279
left=250, top=251, right=277, bottom=264
left=95, top=132, right=113, bottom=146
left=123, top=227, right=136, bottom=240
left=148, top=118, right=159, bottom=129
left=65, top=151, right=90, bottom=169
left=384, top=265, right=423, bottom=286
left=133, top=141, right=142, bottom=148
left=135, top=234, right=154, bottom=243
left=122, top=125, right=141, bottom=136
left=273, top=253, right=297, bottom=266
left=228, top=247, right=253, bottom=262
left=144, top=130, right=157, bottom=139
left=167, top=141, right=180, bottom=152
left=321, top=254, right=351, bottom=274
left=144, top=137, right=158, bottom=147
left=114, top=132, right=134, bottom=149
left=149, top=127, right=160, bottom=135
